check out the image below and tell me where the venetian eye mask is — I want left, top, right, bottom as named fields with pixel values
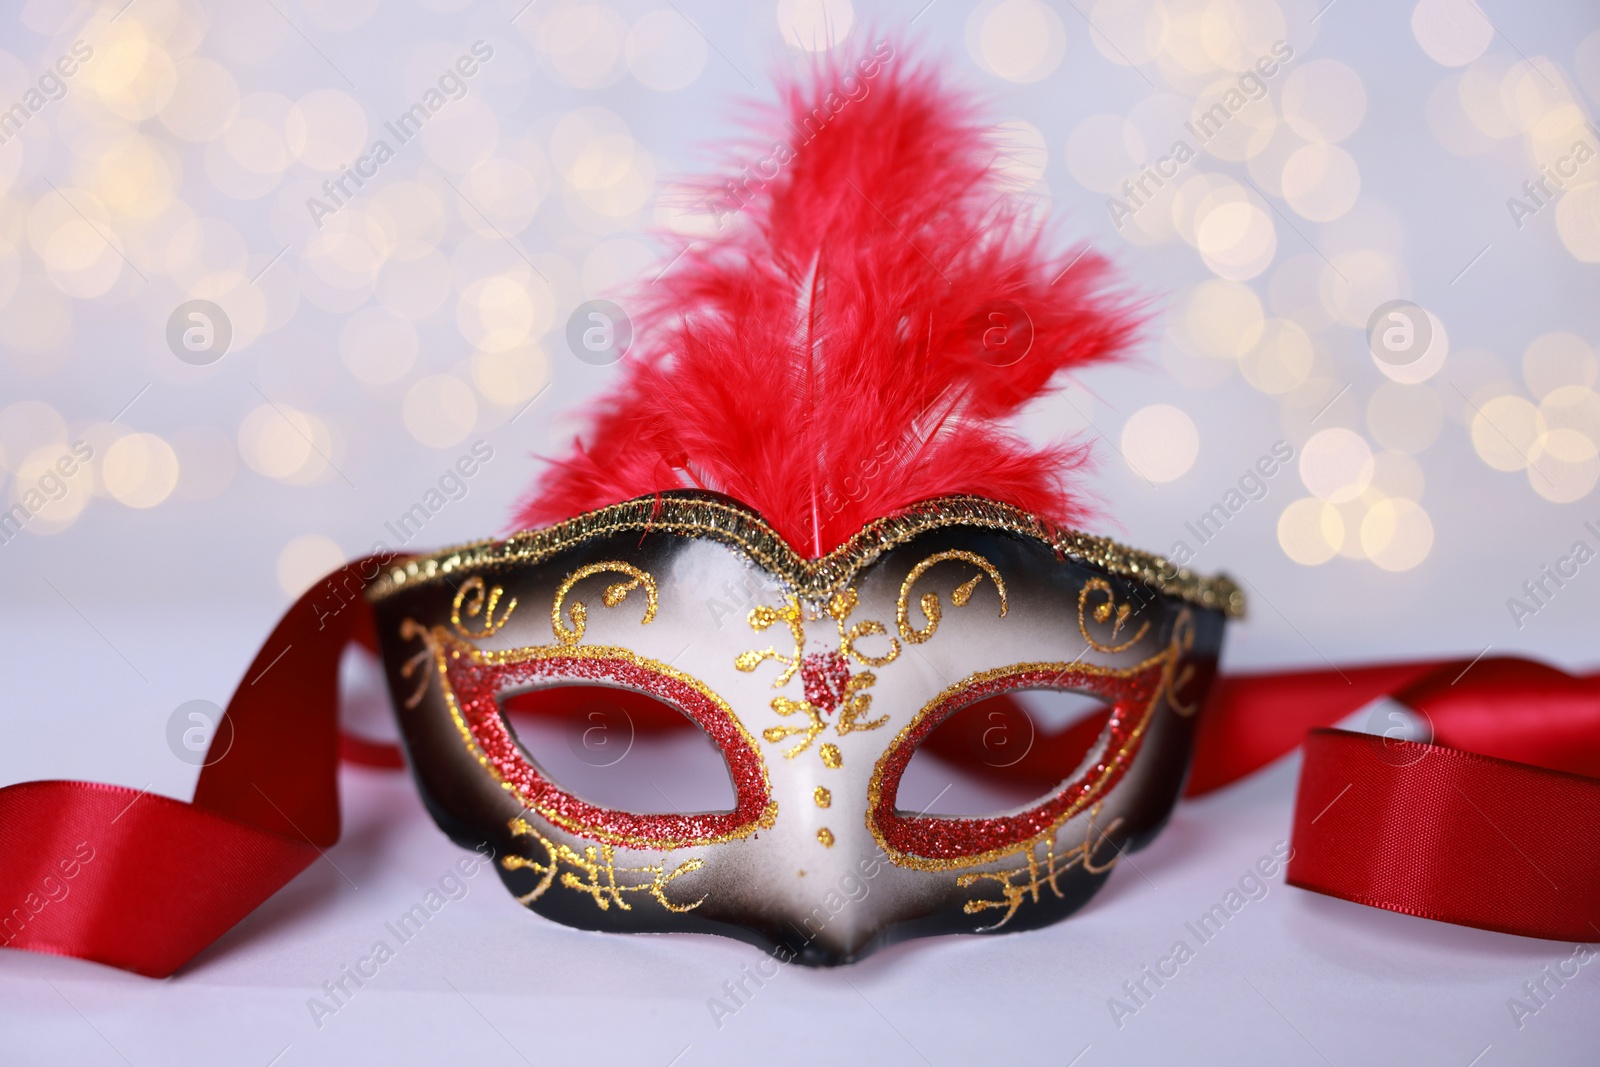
left=368, top=493, right=1240, bottom=964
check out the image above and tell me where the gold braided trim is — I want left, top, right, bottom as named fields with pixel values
left=364, top=492, right=1245, bottom=618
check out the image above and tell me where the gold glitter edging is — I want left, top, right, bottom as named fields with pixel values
left=412, top=628, right=778, bottom=851
left=862, top=651, right=1171, bottom=873
left=366, top=491, right=1244, bottom=618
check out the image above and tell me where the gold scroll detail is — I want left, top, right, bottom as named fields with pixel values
left=451, top=576, right=517, bottom=640
left=503, top=817, right=705, bottom=913
left=897, top=550, right=1008, bottom=644
left=956, top=809, right=1124, bottom=931
left=551, top=562, right=658, bottom=646
left=735, top=582, right=912, bottom=762
left=1078, top=577, right=1151, bottom=654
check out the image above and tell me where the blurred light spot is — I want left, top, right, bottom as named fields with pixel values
left=1540, top=385, right=1600, bottom=452
left=1411, top=0, right=1494, bottom=67
left=1523, top=331, right=1597, bottom=399
left=1320, top=249, right=1406, bottom=328
left=0, top=277, right=72, bottom=359
left=1425, top=74, right=1497, bottom=156
left=1183, top=278, right=1263, bottom=359
left=1367, top=381, right=1444, bottom=453
left=1299, top=427, right=1374, bottom=502
left=84, top=23, right=177, bottom=120
left=1121, top=404, right=1199, bottom=482
left=460, top=159, right=541, bottom=238
left=1500, top=57, right=1575, bottom=136
left=11, top=445, right=91, bottom=533
left=1196, top=197, right=1276, bottom=280
left=377, top=249, right=452, bottom=318
left=1528, top=428, right=1599, bottom=503
left=1278, top=497, right=1343, bottom=565
left=159, top=57, right=240, bottom=141
left=278, top=534, right=346, bottom=599
left=340, top=305, right=419, bottom=384
left=0, top=401, right=67, bottom=473
left=969, top=0, right=1067, bottom=84
left=533, top=2, right=629, bottom=88
left=239, top=403, right=330, bottom=483
left=103, top=432, right=180, bottom=508
left=1458, top=55, right=1519, bottom=139
left=1087, top=0, right=1163, bottom=67
left=1361, top=498, right=1433, bottom=571
left=458, top=271, right=553, bottom=351
left=166, top=216, right=249, bottom=295
left=371, top=182, right=449, bottom=261
left=224, top=92, right=296, bottom=175
left=287, top=90, right=369, bottom=172
left=1555, top=182, right=1600, bottom=262
left=627, top=9, right=707, bottom=90
left=1282, top=59, right=1365, bottom=143
left=472, top=344, right=550, bottom=406
left=777, top=0, right=853, bottom=52
left=1281, top=143, right=1360, bottom=221
left=1238, top=318, right=1313, bottom=394
left=1195, top=0, right=1286, bottom=74
left=404, top=374, right=478, bottom=448
left=422, top=97, right=500, bottom=173
left=1470, top=394, right=1544, bottom=471
left=1190, top=77, right=1276, bottom=163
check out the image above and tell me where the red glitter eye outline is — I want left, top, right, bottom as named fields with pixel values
left=866, top=658, right=1168, bottom=871
left=428, top=635, right=777, bottom=850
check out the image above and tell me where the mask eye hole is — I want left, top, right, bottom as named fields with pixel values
left=868, top=661, right=1166, bottom=866
left=500, top=685, right=737, bottom=814
left=895, top=688, right=1113, bottom=816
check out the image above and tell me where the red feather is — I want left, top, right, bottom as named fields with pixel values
left=516, top=47, right=1142, bottom=558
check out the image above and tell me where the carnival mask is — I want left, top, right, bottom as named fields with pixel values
left=370, top=493, right=1238, bottom=964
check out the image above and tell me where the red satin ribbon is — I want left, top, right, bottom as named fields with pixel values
left=1190, top=657, right=1600, bottom=942
left=1, top=564, right=1597, bottom=976
left=0, top=561, right=379, bottom=977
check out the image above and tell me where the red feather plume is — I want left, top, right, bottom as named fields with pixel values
left=516, top=46, right=1142, bottom=558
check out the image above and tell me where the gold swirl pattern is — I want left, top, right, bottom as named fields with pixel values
left=1077, top=577, right=1151, bottom=654
left=551, top=562, right=658, bottom=647
left=896, top=550, right=1008, bottom=644
left=451, top=576, right=517, bottom=640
